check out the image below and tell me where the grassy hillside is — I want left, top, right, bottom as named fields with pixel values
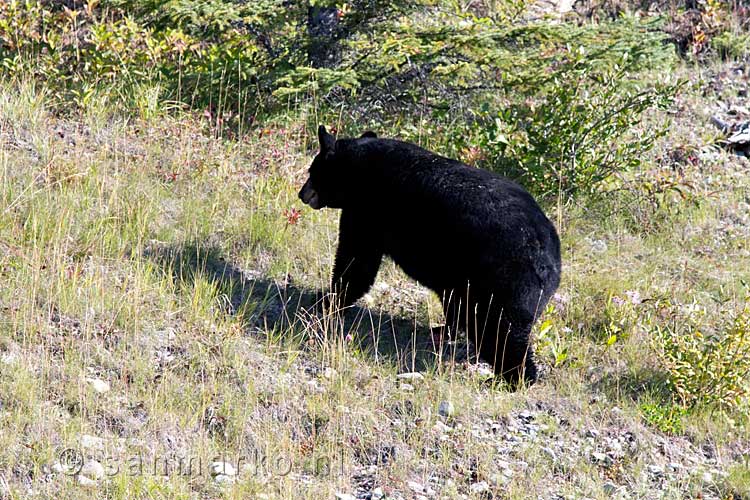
left=1, top=1, right=750, bottom=499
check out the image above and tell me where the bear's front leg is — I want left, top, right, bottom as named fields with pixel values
left=330, top=210, right=383, bottom=310
left=475, top=299, right=538, bottom=387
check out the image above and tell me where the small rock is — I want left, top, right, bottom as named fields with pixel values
left=407, top=481, right=425, bottom=493
left=334, top=492, right=356, bottom=500
left=214, top=474, right=235, bottom=485
left=518, top=410, right=534, bottom=422
left=396, top=372, right=424, bottom=381
left=470, top=481, right=490, bottom=493
left=603, top=482, right=618, bottom=494
left=86, top=378, right=110, bottom=394
left=468, top=363, right=494, bottom=377
left=76, top=475, right=98, bottom=487
left=667, top=462, right=682, bottom=472
left=400, top=383, right=414, bottom=392
left=372, top=487, right=385, bottom=500
left=588, top=238, right=608, bottom=253
left=80, top=434, right=105, bottom=451
left=608, top=440, right=623, bottom=456
left=209, top=461, right=236, bottom=477
left=647, top=465, right=664, bottom=477
left=80, top=460, right=105, bottom=480
left=592, top=452, right=609, bottom=465
left=438, top=400, right=455, bottom=418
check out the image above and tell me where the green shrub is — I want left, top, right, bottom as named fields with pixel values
left=331, top=13, right=680, bottom=198
left=652, top=298, right=750, bottom=409
left=640, top=402, right=687, bottom=435
left=472, top=67, right=677, bottom=197
left=712, top=30, right=750, bottom=60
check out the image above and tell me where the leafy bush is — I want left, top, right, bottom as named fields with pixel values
left=328, top=13, right=680, bottom=197
left=712, top=30, right=750, bottom=60
left=652, top=298, right=750, bottom=409
left=640, top=402, right=687, bottom=435
left=473, top=68, right=677, bottom=197
left=0, top=0, right=680, bottom=198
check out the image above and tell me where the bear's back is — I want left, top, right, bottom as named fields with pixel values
left=344, top=137, right=560, bottom=294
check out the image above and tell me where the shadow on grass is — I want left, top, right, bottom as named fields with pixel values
left=590, top=365, right=673, bottom=404
left=144, top=242, right=474, bottom=374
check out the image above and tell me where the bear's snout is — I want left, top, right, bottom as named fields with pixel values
left=299, top=179, right=322, bottom=209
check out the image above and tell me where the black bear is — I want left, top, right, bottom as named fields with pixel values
left=299, top=126, right=561, bottom=384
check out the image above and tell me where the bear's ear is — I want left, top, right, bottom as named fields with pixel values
left=318, top=125, right=336, bottom=153
left=360, top=131, right=377, bottom=139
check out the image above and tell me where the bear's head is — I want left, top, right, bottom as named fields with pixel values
left=298, top=125, right=376, bottom=210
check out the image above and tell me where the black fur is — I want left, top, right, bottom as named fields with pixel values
left=299, top=126, right=561, bottom=385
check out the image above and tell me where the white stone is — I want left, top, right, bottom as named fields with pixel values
left=80, top=460, right=105, bottom=480
left=468, top=363, right=494, bottom=377
left=588, top=238, right=608, bottom=253
left=335, top=493, right=356, bottom=500
left=407, top=481, right=425, bottom=493
left=76, top=475, right=98, bottom=487
left=80, top=434, right=105, bottom=451
left=592, top=452, right=609, bottom=464
left=396, top=372, right=424, bottom=381
left=214, top=474, right=235, bottom=485
left=86, top=378, right=110, bottom=394
left=647, top=465, right=664, bottom=476
left=470, top=481, right=490, bottom=493
left=209, top=461, right=236, bottom=477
